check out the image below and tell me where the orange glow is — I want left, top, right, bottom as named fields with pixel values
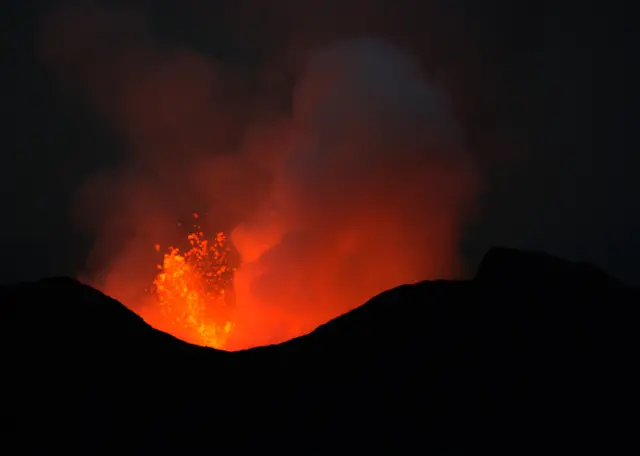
left=47, top=6, right=478, bottom=352
left=141, top=213, right=236, bottom=349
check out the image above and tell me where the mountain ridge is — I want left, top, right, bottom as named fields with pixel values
left=1, top=246, right=638, bottom=454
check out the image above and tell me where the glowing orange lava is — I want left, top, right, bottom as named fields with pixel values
left=147, top=213, right=236, bottom=349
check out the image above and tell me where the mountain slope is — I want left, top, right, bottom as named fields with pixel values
left=1, top=247, right=638, bottom=454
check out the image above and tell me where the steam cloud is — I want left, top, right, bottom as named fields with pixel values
left=40, top=2, right=478, bottom=348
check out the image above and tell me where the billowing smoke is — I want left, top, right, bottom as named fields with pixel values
left=40, top=2, right=478, bottom=349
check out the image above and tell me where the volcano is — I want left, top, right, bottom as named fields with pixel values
left=1, top=247, right=638, bottom=454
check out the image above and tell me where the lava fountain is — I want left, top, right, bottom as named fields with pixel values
left=141, top=213, right=236, bottom=349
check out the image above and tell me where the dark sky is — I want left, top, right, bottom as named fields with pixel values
left=1, top=0, right=635, bottom=286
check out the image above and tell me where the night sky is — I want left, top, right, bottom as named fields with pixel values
left=2, top=0, right=635, bottom=287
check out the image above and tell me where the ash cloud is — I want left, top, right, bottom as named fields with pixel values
left=40, top=1, right=478, bottom=348
left=230, top=39, right=477, bottom=346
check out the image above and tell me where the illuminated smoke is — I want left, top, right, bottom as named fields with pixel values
left=40, top=2, right=478, bottom=349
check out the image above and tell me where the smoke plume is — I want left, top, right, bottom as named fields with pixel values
left=40, top=1, right=478, bottom=349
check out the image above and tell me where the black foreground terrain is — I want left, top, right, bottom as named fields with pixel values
left=1, top=247, right=638, bottom=454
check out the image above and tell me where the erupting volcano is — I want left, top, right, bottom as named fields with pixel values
left=144, top=213, right=236, bottom=349
left=40, top=3, right=479, bottom=352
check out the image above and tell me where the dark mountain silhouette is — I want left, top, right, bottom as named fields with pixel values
left=1, top=247, right=638, bottom=454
